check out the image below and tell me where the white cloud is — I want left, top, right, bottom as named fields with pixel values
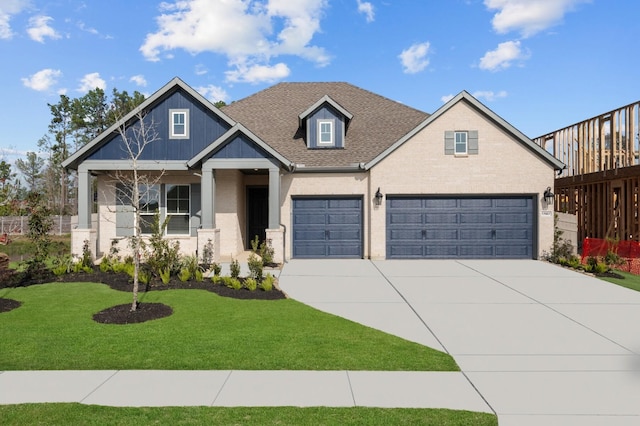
left=398, top=41, right=431, bottom=74
left=225, top=62, right=290, bottom=84
left=196, top=84, right=229, bottom=104
left=21, top=68, right=62, bottom=91
left=77, top=72, right=106, bottom=93
left=129, top=74, right=147, bottom=87
left=479, top=40, right=528, bottom=71
left=0, top=0, right=30, bottom=39
left=27, top=15, right=61, bottom=42
left=356, top=0, right=374, bottom=23
left=484, top=0, right=589, bottom=37
left=472, top=90, right=508, bottom=101
left=441, top=94, right=454, bottom=103
left=195, top=64, right=208, bottom=75
left=140, top=0, right=329, bottom=84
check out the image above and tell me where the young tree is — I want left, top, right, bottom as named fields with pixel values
left=111, top=112, right=162, bottom=311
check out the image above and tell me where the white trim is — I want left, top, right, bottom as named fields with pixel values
left=455, top=131, right=468, bottom=155
left=317, top=119, right=334, bottom=146
left=170, top=109, right=189, bottom=139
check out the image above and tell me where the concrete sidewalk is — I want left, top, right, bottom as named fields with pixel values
left=0, top=370, right=491, bottom=411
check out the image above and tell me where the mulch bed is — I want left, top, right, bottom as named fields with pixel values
left=0, top=267, right=287, bottom=323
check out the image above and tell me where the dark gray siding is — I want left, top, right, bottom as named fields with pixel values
left=306, top=105, right=345, bottom=148
left=211, top=134, right=272, bottom=160
left=87, top=90, right=232, bottom=162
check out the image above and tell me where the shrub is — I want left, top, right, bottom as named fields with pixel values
left=81, top=239, right=93, bottom=268
left=139, top=269, right=151, bottom=285
left=594, top=262, right=608, bottom=274
left=259, top=240, right=274, bottom=265
left=201, top=238, right=214, bottom=267
left=211, top=262, right=222, bottom=276
left=260, top=273, right=274, bottom=292
left=250, top=235, right=260, bottom=252
left=222, top=276, right=242, bottom=290
left=194, top=269, right=204, bottom=282
left=604, top=249, right=623, bottom=267
left=159, top=267, right=171, bottom=284
left=178, top=268, right=191, bottom=282
left=230, top=258, right=240, bottom=279
left=247, top=253, right=263, bottom=281
left=146, top=212, right=182, bottom=276
left=211, top=274, right=221, bottom=285
left=244, top=277, right=257, bottom=291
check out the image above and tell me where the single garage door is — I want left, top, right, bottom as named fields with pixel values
left=386, top=196, right=534, bottom=259
left=292, top=197, right=363, bottom=258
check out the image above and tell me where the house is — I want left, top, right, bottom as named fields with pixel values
left=63, top=77, right=564, bottom=263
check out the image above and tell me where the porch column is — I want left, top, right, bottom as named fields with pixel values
left=200, top=168, right=215, bottom=228
left=268, top=167, right=280, bottom=228
left=77, top=166, right=92, bottom=229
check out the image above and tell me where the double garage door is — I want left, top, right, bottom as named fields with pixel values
left=386, top=196, right=534, bottom=259
left=292, top=197, right=363, bottom=258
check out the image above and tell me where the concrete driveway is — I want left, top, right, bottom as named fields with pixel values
left=278, top=259, right=640, bottom=425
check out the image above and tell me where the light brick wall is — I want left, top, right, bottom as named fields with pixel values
left=369, top=101, right=556, bottom=258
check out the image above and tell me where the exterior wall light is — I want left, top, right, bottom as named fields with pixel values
left=374, top=187, right=384, bottom=206
left=543, top=186, right=554, bottom=206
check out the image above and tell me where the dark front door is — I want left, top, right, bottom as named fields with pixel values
left=247, top=187, right=269, bottom=248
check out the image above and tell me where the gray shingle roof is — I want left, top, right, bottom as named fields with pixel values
left=221, top=82, right=429, bottom=167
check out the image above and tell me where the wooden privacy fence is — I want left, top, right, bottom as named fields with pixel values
left=0, top=216, right=72, bottom=235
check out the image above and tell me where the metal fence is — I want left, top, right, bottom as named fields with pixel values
left=0, top=216, right=73, bottom=235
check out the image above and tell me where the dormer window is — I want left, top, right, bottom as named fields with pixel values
left=318, top=120, right=334, bottom=146
left=170, top=109, right=189, bottom=139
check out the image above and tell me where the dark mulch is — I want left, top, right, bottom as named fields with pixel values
left=93, top=302, right=173, bottom=324
left=0, top=297, right=21, bottom=313
left=595, top=270, right=626, bottom=279
left=0, top=266, right=286, bottom=323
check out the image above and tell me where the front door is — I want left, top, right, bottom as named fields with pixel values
left=247, top=187, right=269, bottom=249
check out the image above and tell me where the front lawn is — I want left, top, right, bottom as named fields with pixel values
left=600, top=270, right=640, bottom=292
left=0, top=404, right=497, bottom=425
left=0, top=282, right=457, bottom=371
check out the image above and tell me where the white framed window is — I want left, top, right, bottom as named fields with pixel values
left=166, top=184, right=190, bottom=235
left=455, top=131, right=467, bottom=155
left=138, top=184, right=160, bottom=235
left=170, top=109, right=189, bottom=139
left=317, top=119, right=334, bottom=146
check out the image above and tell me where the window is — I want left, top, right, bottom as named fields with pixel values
left=170, top=109, right=189, bottom=139
left=317, top=119, right=334, bottom=146
left=455, top=131, right=467, bottom=155
left=138, top=184, right=160, bottom=234
left=166, top=184, right=190, bottom=234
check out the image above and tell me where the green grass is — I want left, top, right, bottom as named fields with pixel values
left=0, top=404, right=497, bottom=425
left=600, top=270, right=640, bottom=292
left=0, top=282, right=457, bottom=371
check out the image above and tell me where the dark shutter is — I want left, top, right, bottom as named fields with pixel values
left=444, top=131, right=454, bottom=155
left=468, top=130, right=479, bottom=155
left=115, top=183, right=134, bottom=237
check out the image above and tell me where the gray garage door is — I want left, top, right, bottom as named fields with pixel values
left=386, top=196, right=534, bottom=259
left=292, top=197, right=363, bottom=258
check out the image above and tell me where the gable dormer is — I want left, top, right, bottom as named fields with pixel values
left=298, top=95, right=353, bottom=149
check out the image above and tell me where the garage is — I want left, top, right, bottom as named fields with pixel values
left=292, top=197, right=363, bottom=258
left=386, top=196, right=534, bottom=259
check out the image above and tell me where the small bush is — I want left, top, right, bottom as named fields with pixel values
left=99, top=259, right=112, bottom=273
left=139, top=269, right=151, bottom=285
left=223, top=276, right=242, bottom=290
left=182, top=254, right=200, bottom=277
left=244, top=277, right=257, bottom=291
left=159, top=267, right=171, bottom=284
left=201, top=238, right=214, bottom=267
left=211, top=262, right=222, bottom=276
left=250, top=235, right=260, bottom=253
left=260, top=273, right=274, bottom=292
left=247, top=253, right=263, bottom=281
left=259, top=240, right=274, bottom=265
left=194, top=269, right=204, bottom=282
left=230, top=258, right=240, bottom=279
left=178, top=268, right=191, bottom=282
left=81, top=239, right=93, bottom=268
left=211, top=274, right=221, bottom=285
left=594, top=262, right=608, bottom=274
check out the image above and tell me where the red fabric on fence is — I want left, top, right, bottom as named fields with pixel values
left=581, top=238, right=640, bottom=274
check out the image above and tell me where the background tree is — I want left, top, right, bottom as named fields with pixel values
left=15, top=152, right=44, bottom=192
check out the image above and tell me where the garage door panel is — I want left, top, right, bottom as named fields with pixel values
left=425, top=213, right=458, bottom=224
left=460, top=213, right=493, bottom=223
left=387, top=196, right=533, bottom=259
left=293, top=197, right=362, bottom=258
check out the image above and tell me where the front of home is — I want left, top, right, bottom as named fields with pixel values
left=63, top=77, right=564, bottom=263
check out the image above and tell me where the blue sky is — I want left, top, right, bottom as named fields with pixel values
left=1, top=0, right=638, bottom=165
